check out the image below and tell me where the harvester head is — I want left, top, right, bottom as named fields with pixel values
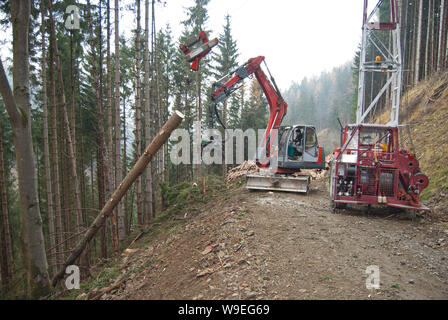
left=179, top=31, right=218, bottom=71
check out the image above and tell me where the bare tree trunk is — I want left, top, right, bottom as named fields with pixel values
left=114, top=0, right=125, bottom=243
left=150, top=2, right=157, bottom=217
left=150, top=0, right=159, bottom=216
left=87, top=0, right=106, bottom=232
left=122, top=98, right=129, bottom=235
left=47, top=0, right=83, bottom=240
left=128, top=184, right=135, bottom=234
left=401, top=0, right=409, bottom=84
left=415, top=0, right=424, bottom=83
left=90, top=154, right=96, bottom=260
left=78, top=87, right=88, bottom=264
left=40, top=0, right=56, bottom=276
left=439, top=0, right=448, bottom=69
left=87, top=0, right=107, bottom=270
left=48, top=23, right=64, bottom=268
left=0, top=0, right=50, bottom=298
left=69, top=30, right=82, bottom=267
left=69, top=33, right=76, bottom=166
left=410, top=0, right=418, bottom=84
left=135, top=0, right=143, bottom=227
left=425, top=0, right=432, bottom=80
left=52, top=111, right=184, bottom=287
left=144, top=0, right=153, bottom=223
left=0, top=122, right=13, bottom=290
left=104, top=0, right=113, bottom=259
left=164, top=128, right=169, bottom=184
left=61, top=133, right=72, bottom=254
left=151, top=1, right=163, bottom=184
left=164, top=81, right=169, bottom=184
left=431, top=0, right=438, bottom=72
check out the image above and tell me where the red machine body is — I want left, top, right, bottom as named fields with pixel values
left=330, top=0, right=430, bottom=212
left=330, top=124, right=429, bottom=210
left=179, top=31, right=218, bottom=71
left=210, top=56, right=325, bottom=173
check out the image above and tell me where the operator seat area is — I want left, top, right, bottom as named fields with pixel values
left=288, top=126, right=304, bottom=161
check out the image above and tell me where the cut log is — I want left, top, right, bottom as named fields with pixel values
left=52, top=111, right=184, bottom=286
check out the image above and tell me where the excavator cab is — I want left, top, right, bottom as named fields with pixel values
left=277, top=125, right=325, bottom=170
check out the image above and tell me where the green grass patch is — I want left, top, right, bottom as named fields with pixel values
left=390, top=282, right=400, bottom=289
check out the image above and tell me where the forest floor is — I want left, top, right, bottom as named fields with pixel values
left=76, top=177, right=448, bottom=300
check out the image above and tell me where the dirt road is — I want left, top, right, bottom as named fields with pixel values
left=103, top=179, right=448, bottom=300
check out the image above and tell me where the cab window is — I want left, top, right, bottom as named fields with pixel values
left=305, top=127, right=317, bottom=149
left=360, top=128, right=388, bottom=146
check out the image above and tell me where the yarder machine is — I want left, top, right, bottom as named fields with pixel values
left=329, top=0, right=429, bottom=212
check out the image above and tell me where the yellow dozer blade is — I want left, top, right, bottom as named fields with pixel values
left=246, top=173, right=310, bottom=194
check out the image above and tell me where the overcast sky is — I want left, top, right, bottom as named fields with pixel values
left=0, top=0, right=365, bottom=90
left=150, top=0, right=365, bottom=89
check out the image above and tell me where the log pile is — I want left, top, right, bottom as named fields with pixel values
left=298, top=169, right=328, bottom=180
left=294, top=154, right=332, bottom=180
left=226, top=155, right=332, bottom=183
left=226, top=161, right=259, bottom=184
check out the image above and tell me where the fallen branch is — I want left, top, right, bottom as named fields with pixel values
left=90, top=277, right=126, bottom=300
left=52, top=111, right=184, bottom=286
left=127, top=231, right=144, bottom=248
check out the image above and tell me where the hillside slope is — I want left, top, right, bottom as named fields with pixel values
left=67, top=179, right=448, bottom=300
left=377, top=71, right=448, bottom=215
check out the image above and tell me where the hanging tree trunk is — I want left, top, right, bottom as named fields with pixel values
left=195, top=71, right=202, bottom=181
left=222, top=100, right=227, bottom=177
left=0, top=0, right=51, bottom=298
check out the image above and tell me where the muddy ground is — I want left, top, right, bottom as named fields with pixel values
left=95, top=178, right=448, bottom=300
